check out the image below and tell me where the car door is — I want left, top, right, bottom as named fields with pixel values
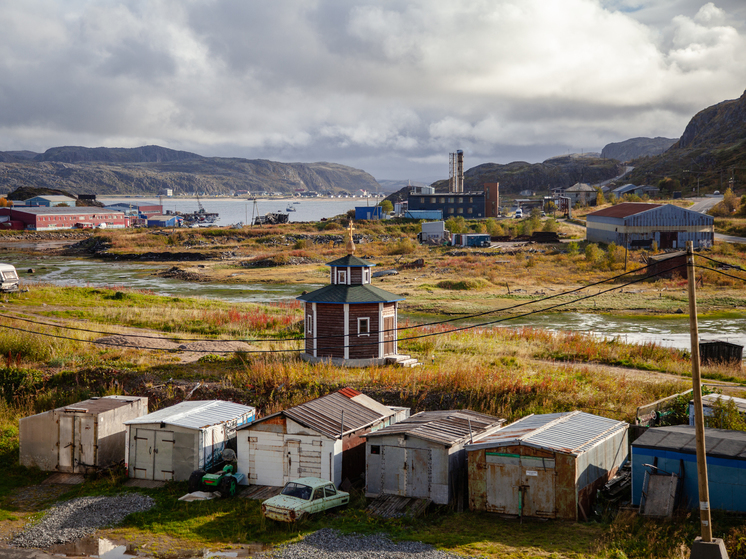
left=310, top=486, right=326, bottom=514
left=324, top=483, right=346, bottom=509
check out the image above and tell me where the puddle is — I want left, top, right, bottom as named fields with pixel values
left=44, top=537, right=269, bottom=559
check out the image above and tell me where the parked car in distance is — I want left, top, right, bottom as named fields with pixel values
left=261, top=477, right=350, bottom=522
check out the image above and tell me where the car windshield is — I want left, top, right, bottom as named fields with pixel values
left=281, top=482, right=313, bottom=500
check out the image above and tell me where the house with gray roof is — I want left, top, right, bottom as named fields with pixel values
left=564, top=183, right=598, bottom=206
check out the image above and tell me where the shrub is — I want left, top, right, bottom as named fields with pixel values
left=390, top=237, right=417, bottom=255
left=435, top=278, right=490, bottom=290
left=567, top=241, right=579, bottom=256
left=585, top=243, right=602, bottom=262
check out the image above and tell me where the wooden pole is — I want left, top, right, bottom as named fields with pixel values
left=687, top=241, right=712, bottom=542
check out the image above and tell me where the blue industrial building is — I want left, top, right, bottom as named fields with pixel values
left=404, top=209, right=443, bottom=220
left=631, top=425, right=746, bottom=512
left=355, top=206, right=383, bottom=220
left=147, top=215, right=183, bottom=227
left=408, top=192, right=486, bottom=219
left=586, top=203, right=714, bottom=249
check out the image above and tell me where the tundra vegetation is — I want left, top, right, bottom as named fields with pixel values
left=1, top=217, right=746, bottom=558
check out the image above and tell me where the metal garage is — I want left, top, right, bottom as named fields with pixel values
left=19, top=395, right=148, bottom=474
left=124, top=400, right=255, bottom=481
left=466, top=411, right=628, bottom=520
left=237, top=388, right=409, bottom=488
left=631, top=425, right=746, bottom=513
left=364, top=410, right=505, bottom=505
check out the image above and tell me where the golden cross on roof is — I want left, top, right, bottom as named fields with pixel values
left=346, top=220, right=356, bottom=254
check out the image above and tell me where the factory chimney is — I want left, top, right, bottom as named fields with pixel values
left=449, top=150, right=464, bottom=193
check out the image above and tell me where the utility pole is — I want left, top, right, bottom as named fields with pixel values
left=687, top=241, right=729, bottom=559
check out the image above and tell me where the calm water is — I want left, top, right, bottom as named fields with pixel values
left=100, top=196, right=368, bottom=226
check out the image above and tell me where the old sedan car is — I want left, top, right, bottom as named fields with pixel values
left=261, top=477, right=350, bottom=522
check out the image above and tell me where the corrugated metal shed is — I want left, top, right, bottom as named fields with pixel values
left=631, top=425, right=746, bottom=512
left=467, top=411, right=628, bottom=455
left=125, top=400, right=255, bottom=429
left=364, top=410, right=506, bottom=447
left=245, top=389, right=395, bottom=439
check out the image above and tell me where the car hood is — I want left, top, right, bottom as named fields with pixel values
left=263, top=495, right=309, bottom=509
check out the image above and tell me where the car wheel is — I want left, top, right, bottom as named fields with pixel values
left=188, top=470, right=205, bottom=493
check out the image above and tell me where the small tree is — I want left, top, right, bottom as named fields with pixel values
left=445, top=216, right=467, bottom=234
left=595, top=188, right=605, bottom=206
left=379, top=200, right=393, bottom=214
left=608, top=193, right=618, bottom=205
left=544, top=200, right=557, bottom=216
left=585, top=243, right=602, bottom=262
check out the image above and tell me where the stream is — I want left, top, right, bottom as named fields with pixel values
left=5, top=254, right=746, bottom=352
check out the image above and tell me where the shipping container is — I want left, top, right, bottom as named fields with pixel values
left=19, top=396, right=148, bottom=474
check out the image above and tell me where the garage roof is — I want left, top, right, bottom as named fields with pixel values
left=242, top=388, right=404, bottom=439
left=466, top=411, right=627, bottom=456
left=364, top=410, right=505, bottom=447
left=632, top=425, right=746, bottom=460
left=124, top=400, right=255, bottom=429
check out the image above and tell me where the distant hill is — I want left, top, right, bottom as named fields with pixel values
left=0, top=145, right=380, bottom=196
left=601, top=137, right=677, bottom=161
left=386, top=154, right=622, bottom=203
left=627, top=90, right=746, bottom=191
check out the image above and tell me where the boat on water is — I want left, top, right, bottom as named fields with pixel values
left=180, top=196, right=219, bottom=225
left=286, top=205, right=297, bottom=212
left=293, top=201, right=301, bottom=204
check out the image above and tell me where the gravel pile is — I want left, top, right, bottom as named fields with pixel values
left=260, top=528, right=463, bottom=559
left=10, top=493, right=155, bottom=548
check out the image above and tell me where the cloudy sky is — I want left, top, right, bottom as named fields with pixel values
left=1, top=0, right=745, bottom=182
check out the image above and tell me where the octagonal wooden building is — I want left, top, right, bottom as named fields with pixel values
left=297, top=229, right=405, bottom=366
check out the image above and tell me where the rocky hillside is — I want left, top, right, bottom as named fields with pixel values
left=387, top=154, right=621, bottom=203
left=601, top=137, right=677, bottom=161
left=0, top=145, right=380, bottom=196
left=627, top=90, right=746, bottom=191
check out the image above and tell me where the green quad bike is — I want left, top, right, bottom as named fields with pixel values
left=188, top=464, right=245, bottom=498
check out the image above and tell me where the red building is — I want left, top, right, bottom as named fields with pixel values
left=297, top=224, right=404, bottom=366
left=0, top=207, right=128, bottom=230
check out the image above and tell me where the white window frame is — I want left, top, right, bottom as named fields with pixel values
left=306, top=315, right=313, bottom=336
left=364, top=268, right=370, bottom=283
left=357, top=317, right=370, bottom=336
left=338, top=270, right=347, bottom=284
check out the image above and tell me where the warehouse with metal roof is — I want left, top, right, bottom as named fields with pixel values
left=586, top=202, right=714, bottom=249
left=236, top=388, right=409, bottom=488
left=363, top=410, right=505, bottom=505
left=124, top=400, right=256, bottom=482
left=466, top=411, right=628, bottom=520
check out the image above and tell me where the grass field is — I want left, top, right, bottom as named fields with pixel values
left=2, top=218, right=746, bottom=557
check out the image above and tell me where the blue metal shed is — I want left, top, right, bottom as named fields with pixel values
left=404, top=209, right=443, bottom=220
left=355, top=206, right=383, bottom=220
left=147, top=215, right=182, bottom=227
left=631, top=425, right=746, bottom=512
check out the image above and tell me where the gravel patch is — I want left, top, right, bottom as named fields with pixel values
left=10, top=493, right=155, bottom=548
left=259, top=528, right=463, bottom=559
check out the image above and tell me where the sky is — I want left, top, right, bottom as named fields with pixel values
left=1, top=0, right=745, bottom=183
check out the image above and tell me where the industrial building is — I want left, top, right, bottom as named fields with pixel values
left=466, top=411, right=628, bottom=520
left=20, top=195, right=78, bottom=207
left=19, top=396, right=148, bottom=474
left=146, top=215, right=183, bottom=228
left=631, top=425, right=746, bottom=513
left=585, top=203, right=714, bottom=249
left=363, top=410, right=505, bottom=505
left=124, top=400, right=256, bottom=481
left=236, top=388, right=409, bottom=488
left=406, top=151, right=499, bottom=219
left=0, top=207, right=129, bottom=230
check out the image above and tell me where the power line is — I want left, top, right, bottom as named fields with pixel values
left=0, top=262, right=692, bottom=354
left=0, top=257, right=670, bottom=345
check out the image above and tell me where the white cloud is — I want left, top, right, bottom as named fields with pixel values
left=0, top=0, right=744, bottom=180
